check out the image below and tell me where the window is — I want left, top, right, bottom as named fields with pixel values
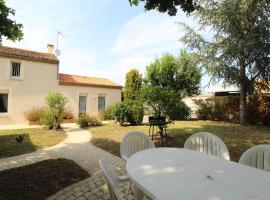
left=98, top=96, right=106, bottom=111
left=0, top=93, right=8, bottom=113
left=10, top=62, right=21, bottom=78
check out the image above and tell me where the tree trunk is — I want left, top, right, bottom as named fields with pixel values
left=239, top=58, right=248, bottom=125
left=239, top=82, right=248, bottom=125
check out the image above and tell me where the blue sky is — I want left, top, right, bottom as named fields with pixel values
left=4, top=0, right=237, bottom=92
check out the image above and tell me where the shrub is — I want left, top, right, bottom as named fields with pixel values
left=76, top=114, right=90, bottom=128
left=166, top=101, right=191, bottom=120
left=45, top=92, right=68, bottom=129
left=127, top=100, right=144, bottom=124
left=194, top=99, right=214, bottom=120
left=89, top=116, right=102, bottom=126
left=98, top=109, right=111, bottom=120
left=62, top=108, right=74, bottom=120
left=194, top=96, right=240, bottom=123
left=113, top=102, right=130, bottom=125
left=248, top=95, right=270, bottom=125
left=25, top=107, right=45, bottom=122
left=40, top=110, right=55, bottom=129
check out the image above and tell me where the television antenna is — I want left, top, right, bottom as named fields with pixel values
left=55, top=31, right=65, bottom=56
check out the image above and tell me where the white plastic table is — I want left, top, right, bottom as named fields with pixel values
left=126, top=148, right=270, bottom=200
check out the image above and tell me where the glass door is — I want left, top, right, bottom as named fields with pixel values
left=79, top=95, right=87, bottom=115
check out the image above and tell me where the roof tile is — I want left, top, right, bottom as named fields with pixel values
left=59, top=73, right=122, bottom=89
left=0, top=46, right=59, bottom=64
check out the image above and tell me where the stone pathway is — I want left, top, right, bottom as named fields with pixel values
left=0, top=124, right=134, bottom=200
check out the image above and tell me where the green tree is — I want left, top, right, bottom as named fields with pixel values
left=123, top=69, right=144, bottom=124
left=124, top=69, right=142, bottom=101
left=146, top=51, right=201, bottom=96
left=143, top=52, right=201, bottom=118
left=180, top=0, right=270, bottom=125
left=129, top=0, right=197, bottom=15
left=0, top=0, right=23, bottom=43
left=45, top=92, right=68, bottom=129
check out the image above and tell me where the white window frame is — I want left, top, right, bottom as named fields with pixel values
left=0, top=89, right=11, bottom=117
left=9, top=60, right=23, bottom=80
left=98, top=95, right=106, bottom=111
left=78, top=92, right=88, bottom=116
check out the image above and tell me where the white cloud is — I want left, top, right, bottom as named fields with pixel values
left=112, top=12, right=183, bottom=56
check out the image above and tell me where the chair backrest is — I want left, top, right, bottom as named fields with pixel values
left=99, top=159, right=124, bottom=200
left=239, top=145, right=270, bottom=171
left=120, top=131, right=155, bottom=161
left=184, top=132, right=230, bottom=160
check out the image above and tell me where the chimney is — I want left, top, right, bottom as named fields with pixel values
left=47, top=44, right=54, bottom=54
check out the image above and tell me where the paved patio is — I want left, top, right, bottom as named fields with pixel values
left=0, top=124, right=137, bottom=200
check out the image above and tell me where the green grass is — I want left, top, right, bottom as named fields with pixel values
left=90, top=120, right=270, bottom=161
left=0, top=128, right=67, bottom=158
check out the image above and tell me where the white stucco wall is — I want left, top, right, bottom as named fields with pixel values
left=0, top=57, right=122, bottom=125
left=58, top=85, right=121, bottom=117
left=0, top=57, right=59, bottom=125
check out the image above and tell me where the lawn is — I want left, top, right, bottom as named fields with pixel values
left=0, top=158, right=89, bottom=200
left=0, top=128, right=67, bottom=158
left=90, top=120, right=270, bottom=161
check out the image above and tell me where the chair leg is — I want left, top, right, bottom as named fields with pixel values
left=125, top=181, right=131, bottom=199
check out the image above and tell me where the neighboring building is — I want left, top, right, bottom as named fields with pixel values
left=0, top=45, right=122, bottom=125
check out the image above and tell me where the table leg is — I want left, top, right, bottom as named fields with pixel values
left=134, top=185, right=144, bottom=200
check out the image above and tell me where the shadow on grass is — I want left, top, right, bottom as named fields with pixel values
left=91, top=137, right=121, bottom=157
left=0, top=134, right=37, bottom=159
left=167, top=123, right=270, bottom=161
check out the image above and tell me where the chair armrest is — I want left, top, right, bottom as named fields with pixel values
left=117, top=175, right=129, bottom=183
left=121, top=155, right=129, bottom=163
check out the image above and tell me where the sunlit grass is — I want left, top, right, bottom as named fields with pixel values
left=0, top=128, right=67, bottom=158
left=90, top=120, right=270, bottom=161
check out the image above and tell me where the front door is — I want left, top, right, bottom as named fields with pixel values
left=79, top=96, right=87, bottom=115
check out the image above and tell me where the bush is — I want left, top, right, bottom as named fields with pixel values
left=89, top=116, right=102, bottom=126
left=194, top=96, right=241, bottom=123
left=166, top=101, right=191, bottom=120
left=62, top=108, right=74, bottom=120
left=76, top=114, right=90, bottom=128
left=25, top=107, right=45, bottom=122
left=248, top=95, right=270, bottom=125
left=194, top=99, right=214, bottom=120
left=45, top=92, right=68, bottom=129
left=40, top=110, right=55, bottom=129
left=113, top=102, right=130, bottom=125
left=127, top=100, right=144, bottom=124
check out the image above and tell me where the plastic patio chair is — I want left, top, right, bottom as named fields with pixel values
left=239, top=145, right=270, bottom=171
left=99, top=159, right=129, bottom=200
left=120, top=131, right=155, bottom=163
left=184, top=132, right=230, bottom=160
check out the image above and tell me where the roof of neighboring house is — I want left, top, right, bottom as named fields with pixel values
left=0, top=46, right=59, bottom=64
left=59, top=73, right=122, bottom=89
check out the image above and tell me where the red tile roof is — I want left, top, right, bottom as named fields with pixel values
left=0, top=46, right=59, bottom=64
left=59, top=73, right=122, bottom=89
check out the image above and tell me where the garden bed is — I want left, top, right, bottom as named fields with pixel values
left=0, top=158, right=89, bottom=200
left=0, top=128, right=67, bottom=158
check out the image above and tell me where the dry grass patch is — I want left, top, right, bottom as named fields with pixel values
left=0, top=128, right=67, bottom=158
left=90, top=120, right=270, bottom=161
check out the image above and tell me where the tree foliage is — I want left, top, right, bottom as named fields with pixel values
left=124, top=69, right=142, bottom=101
left=0, top=0, right=23, bottom=43
left=146, top=51, right=201, bottom=96
left=44, top=92, right=68, bottom=129
left=179, top=0, right=270, bottom=125
left=129, top=0, right=197, bottom=15
left=143, top=52, right=201, bottom=118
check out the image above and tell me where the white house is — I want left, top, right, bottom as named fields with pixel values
left=0, top=44, right=122, bottom=125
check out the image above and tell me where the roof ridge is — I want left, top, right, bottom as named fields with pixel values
left=0, top=45, right=54, bottom=55
left=59, top=73, right=112, bottom=81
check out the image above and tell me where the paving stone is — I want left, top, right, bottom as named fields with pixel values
left=0, top=124, right=139, bottom=200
